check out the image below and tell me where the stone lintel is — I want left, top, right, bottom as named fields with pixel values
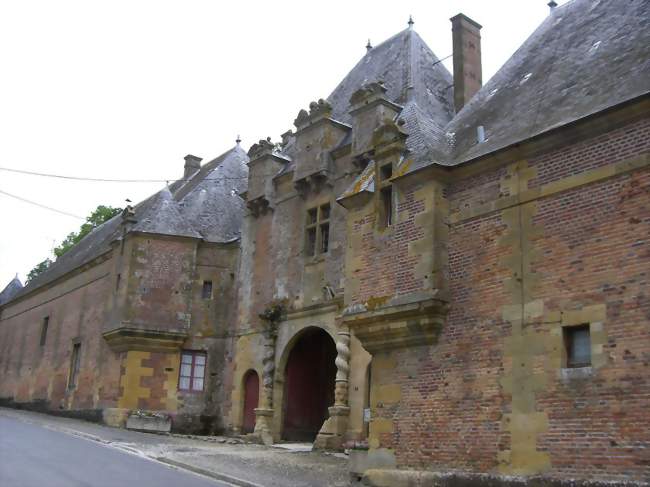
left=102, top=327, right=187, bottom=353
left=343, top=296, right=448, bottom=353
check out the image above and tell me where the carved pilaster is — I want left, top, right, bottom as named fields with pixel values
left=334, top=324, right=351, bottom=407
left=314, top=321, right=351, bottom=450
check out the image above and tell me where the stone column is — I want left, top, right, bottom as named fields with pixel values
left=314, top=321, right=351, bottom=450
left=253, top=324, right=276, bottom=445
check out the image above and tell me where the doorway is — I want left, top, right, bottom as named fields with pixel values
left=282, top=327, right=337, bottom=441
left=242, top=369, right=259, bottom=434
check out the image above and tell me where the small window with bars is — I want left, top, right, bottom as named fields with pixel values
left=179, top=351, right=206, bottom=392
left=305, top=203, right=331, bottom=256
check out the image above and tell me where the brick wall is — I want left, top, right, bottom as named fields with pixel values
left=365, top=117, right=650, bottom=481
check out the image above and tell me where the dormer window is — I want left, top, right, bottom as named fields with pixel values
left=378, top=163, right=394, bottom=228
left=306, top=203, right=330, bottom=256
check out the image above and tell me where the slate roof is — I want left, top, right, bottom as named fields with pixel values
left=6, top=145, right=248, bottom=305
left=327, top=27, right=455, bottom=127
left=0, top=277, right=23, bottom=306
left=446, top=0, right=650, bottom=164
left=338, top=0, right=650, bottom=192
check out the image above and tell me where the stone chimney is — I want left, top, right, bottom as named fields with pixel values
left=183, top=154, right=202, bottom=179
left=450, top=13, right=482, bottom=113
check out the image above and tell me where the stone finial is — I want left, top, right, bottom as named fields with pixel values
left=247, top=138, right=275, bottom=159
left=236, top=134, right=241, bottom=145
left=366, top=39, right=372, bottom=52
left=293, top=98, right=333, bottom=129
left=408, top=15, right=414, bottom=29
left=349, top=80, right=387, bottom=106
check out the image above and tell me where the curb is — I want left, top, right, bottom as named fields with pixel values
left=156, top=457, right=265, bottom=487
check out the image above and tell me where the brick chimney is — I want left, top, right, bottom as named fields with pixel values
left=183, top=154, right=202, bottom=179
left=450, top=13, right=482, bottom=113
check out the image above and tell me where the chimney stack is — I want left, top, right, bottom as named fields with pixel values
left=183, top=154, right=202, bottom=179
left=450, top=13, right=483, bottom=113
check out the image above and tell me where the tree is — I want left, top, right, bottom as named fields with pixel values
left=26, top=258, right=53, bottom=284
left=26, top=205, right=122, bottom=283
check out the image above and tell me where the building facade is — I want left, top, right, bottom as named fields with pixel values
left=1, top=0, right=649, bottom=484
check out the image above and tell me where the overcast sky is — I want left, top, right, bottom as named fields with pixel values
left=0, top=0, right=568, bottom=288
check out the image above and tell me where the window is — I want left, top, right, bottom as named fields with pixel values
left=378, top=163, right=393, bottom=228
left=305, top=203, right=330, bottom=256
left=40, top=316, right=49, bottom=346
left=202, top=280, right=213, bottom=300
left=68, top=343, right=81, bottom=389
left=564, top=325, right=591, bottom=368
left=179, top=351, right=206, bottom=392
left=115, top=273, right=121, bottom=292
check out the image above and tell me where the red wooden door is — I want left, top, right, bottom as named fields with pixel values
left=242, top=370, right=259, bottom=434
left=283, top=328, right=337, bottom=441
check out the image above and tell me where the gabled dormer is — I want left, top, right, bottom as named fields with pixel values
left=245, top=138, right=289, bottom=217
left=291, top=99, right=350, bottom=198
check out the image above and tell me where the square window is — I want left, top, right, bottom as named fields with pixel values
left=307, top=208, right=318, bottom=224
left=202, top=280, right=213, bottom=300
left=564, top=325, right=591, bottom=368
left=320, top=203, right=330, bottom=221
left=380, top=164, right=393, bottom=182
left=179, top=351, right=207, bottom=392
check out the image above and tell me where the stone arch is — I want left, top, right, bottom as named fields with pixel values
left=241, top=369, right=260, bottom=434
left=275, top=326, right=337, bottom=442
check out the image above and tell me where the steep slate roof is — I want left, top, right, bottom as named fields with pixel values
left=7, top=145, right=248, bottom=305
left=327, top=27, right=455, bottom=127
left=446, top=0, right=650, bottom=164
left=337, top=0, right=649, bottom=190
left=0, top=277, right=23, bottom=306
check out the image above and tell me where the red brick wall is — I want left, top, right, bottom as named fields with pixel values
left=367, top=117, right=650, bottom=481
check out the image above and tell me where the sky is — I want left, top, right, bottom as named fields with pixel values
left=0, top=0, right=569, bottom=288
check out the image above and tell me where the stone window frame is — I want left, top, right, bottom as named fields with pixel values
left=178, top=350, right=207, bottom=393
left=550, top=304, right=607, bottom=380
left=305, top=202, right=331, bottom=257
left=377, top=162, right=394, bottom=228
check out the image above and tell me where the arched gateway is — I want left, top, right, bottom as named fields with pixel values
left=282, top=327, right=337, bottom=441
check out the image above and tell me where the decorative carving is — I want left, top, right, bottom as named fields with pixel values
left=293, top=171, right=331, bottom=198
left=371, top=117, right=408, bottom=149
left=246, top=196, right=271, bottom=217
left=293, top=99, right=333, bottom=129
left=349, top=81, right=387, bottom=106
left=248, top=137, right=275, bottom=160
left=334, top=324, right=351, bottom=407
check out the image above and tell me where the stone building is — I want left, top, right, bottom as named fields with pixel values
left=0, top=146, right=248, bottom=432
left=1, top=0, right=649, bottom=484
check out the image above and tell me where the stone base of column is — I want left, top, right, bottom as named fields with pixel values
left=250, top=407, right=275, bottom=446
left=313, top=405, right=350, bottom=451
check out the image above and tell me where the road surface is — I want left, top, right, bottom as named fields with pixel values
left=0, top=415, right=231, bottom=487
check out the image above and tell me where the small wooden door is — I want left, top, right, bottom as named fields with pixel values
left=242, top=370, right=259, bottom=434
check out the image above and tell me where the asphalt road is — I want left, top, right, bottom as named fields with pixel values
left=0, top=416, right=231, bottom=487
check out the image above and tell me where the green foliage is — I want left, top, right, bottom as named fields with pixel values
left=26, top=259, right=53, bottom=284
left=27, top=205, right=122, bottom=283
left=54, top=205, right=122, bottom=258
